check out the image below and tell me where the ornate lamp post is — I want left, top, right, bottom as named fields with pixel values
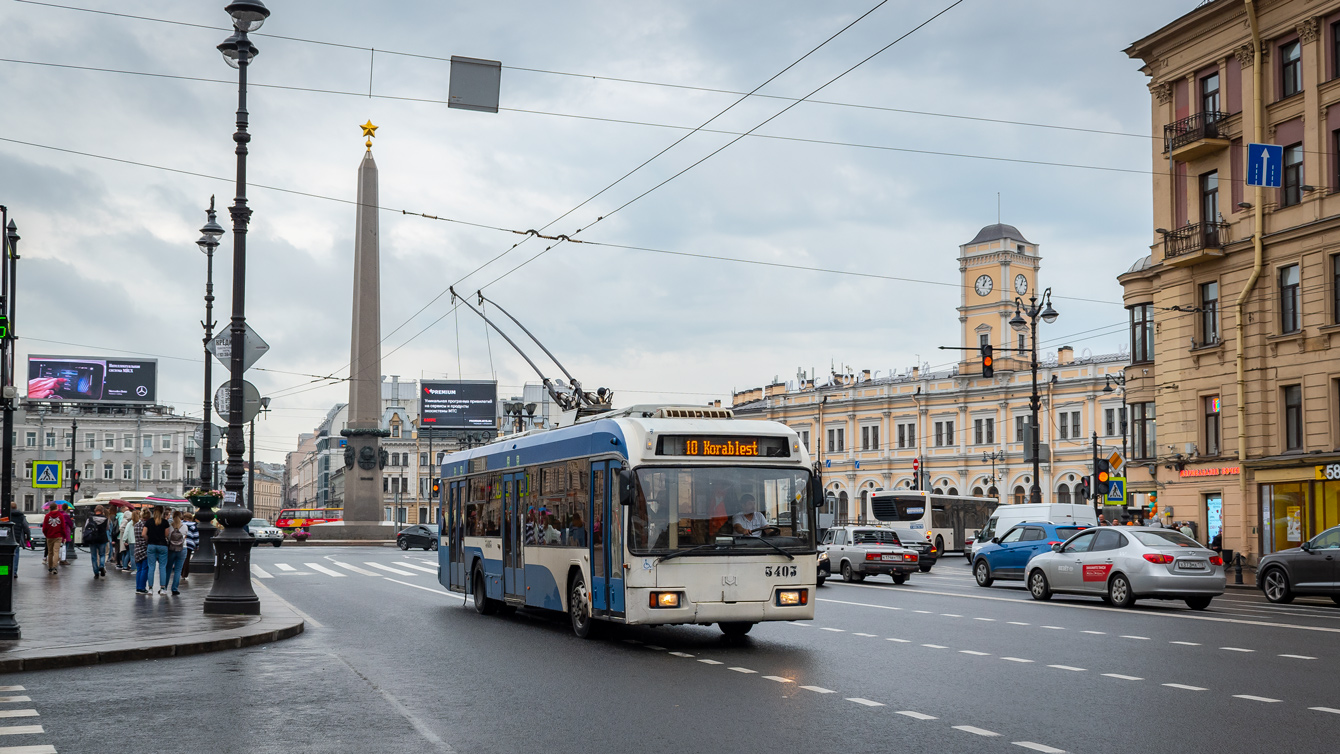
left=1102, top=374, right=1128, bottom=460
left=205, top=0, right=269, bottom=616
left=1009, top=288, right=1059, bottom=505
left=980, top=450, right=1005, bottom=500
left=190, top=199, right=224, bottom=575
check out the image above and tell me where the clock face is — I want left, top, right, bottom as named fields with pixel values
left=1014, top=274, right=1029, bottom=295
left=974, top=275, right=993, bottom=297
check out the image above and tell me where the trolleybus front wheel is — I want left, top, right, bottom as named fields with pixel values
left=719, top=621, right=754, bottom=638
left=569, top=574, right=595, bottom=639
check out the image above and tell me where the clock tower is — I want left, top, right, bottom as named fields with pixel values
left=957, top=223, right=1041, bottom=372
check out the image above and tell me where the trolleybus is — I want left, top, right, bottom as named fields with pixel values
left=869, top=489, right=996, bottom=555
left=440, top=405, right=819, bottom=638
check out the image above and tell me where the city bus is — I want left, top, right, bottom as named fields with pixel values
left=276, top=508, right=343, bottom=530
left=440, top=405, right=819, bottom=638
left=869, top=489, right=996, bottom=555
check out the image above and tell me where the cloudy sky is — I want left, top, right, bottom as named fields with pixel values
left=4, top=0, right=1188, bottom=462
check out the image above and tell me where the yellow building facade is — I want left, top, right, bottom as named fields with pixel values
left=733, top=224, right=1130, bottom=548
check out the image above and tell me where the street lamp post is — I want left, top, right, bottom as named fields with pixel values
left=1103, top=374, right=1128, bottom=460
left=1010, top=288, right=1059, bottom=506
left=981, top=450, right=1004, bottom=500
left=192, top=199, right=224, bottom=575
left=205, top=0, right=269, bottom=616
left=0, top=215, right=19, bottom=640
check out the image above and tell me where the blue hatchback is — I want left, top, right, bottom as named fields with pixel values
left=972, top=521, right=1090, bottom=587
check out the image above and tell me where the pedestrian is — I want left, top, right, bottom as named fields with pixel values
left=1210, top=530, right=1223, bottom=554
left=83, top=505, right=111, bottom=579
left=8, top=508, right=28, bottom=577
left=1179, top=521, right=1194, bottom=539
left=59, top=503, right=74, bottom=565
left=1097, top=515, right=1108, bottom=526
left=132, top=510, right=150, bottom=595
left=109, top=506, right=122, bottom=568
left=142, top=505, right=172, bottom=595
left=181, top=511, right=199, bottom=581
left=119, top=508, right=136, bottom=571
left=166, top=511, right=187, bottom=596
left=41, top=505, right=66, bottom=575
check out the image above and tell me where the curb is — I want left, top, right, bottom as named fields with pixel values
left=283, top=540, right=394, bottom=547
left=0, top=593, right=304, bottom=674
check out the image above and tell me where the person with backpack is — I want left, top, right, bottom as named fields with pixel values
left=166, top=511, right=188, bottom=595
left=132, top=510, right=150, bottom=594
left=142, top=506, right=172, bottom=595
left=83, top=505, right=111, bottom=579
left=41, top=506, right=66, bottom=575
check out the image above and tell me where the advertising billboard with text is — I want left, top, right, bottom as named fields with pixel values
left=420, top=380, right=497, bottom=429
left=27, top=355, right=158, bottom=403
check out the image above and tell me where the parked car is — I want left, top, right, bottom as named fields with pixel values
left=817, top=550, right=830, bottom=587
left=397, top=524, right=438, bottom=551
left=1257, top=524, right=1340, bottom=604
left=246, top=518, right=284, bottom=547
left=1025, top=527, right=1225, bottom=609
left=973, top=522, right=1090, bottom=587
left=819, top=525, right=918, bottom=584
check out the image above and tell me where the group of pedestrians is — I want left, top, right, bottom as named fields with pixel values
left=31, top=503, right=202, bottom=595
left=132, top=506, right=198, bottom=596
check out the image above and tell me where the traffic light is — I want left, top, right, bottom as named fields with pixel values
left=980, top=344, right=993, bottom=378
left=1078, top=476, right=1090, bottom=501
left=431, top=478, right=441, bottom=498
left=1094, top=458, right=1110, bottom=497
left=71, top=469, right=80, bottom=494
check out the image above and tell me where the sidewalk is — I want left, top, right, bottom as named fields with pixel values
left=0, top=548, right=304, bottom=672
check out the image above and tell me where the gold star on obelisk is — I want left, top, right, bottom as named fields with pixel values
left=360, top=120, right=378, bottom=151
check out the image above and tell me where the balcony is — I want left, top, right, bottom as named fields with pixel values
left=1164, top=112, right=1231, bottom=161
left=1162, top=221, right=1230, bottom=267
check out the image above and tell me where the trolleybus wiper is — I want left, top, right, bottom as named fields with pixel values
left=733, top=535, right=795, bottom=560
left=451, top=286, right=577, bottom=411
left=657, top=542, right=722, bottom=563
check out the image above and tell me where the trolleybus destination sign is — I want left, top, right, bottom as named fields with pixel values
left=656, top=435, right=791, bottom=458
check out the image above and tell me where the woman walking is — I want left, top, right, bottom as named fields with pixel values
left=132, top=510, right=149, bottom=594
left=142, top=506, right=172, bottom=595
left=119, top=508, right=136, bottom=571
left=180, top=512, right=199, bottom=581
left=166, top=511, right=188, bottom=596
left=83, top=505, right=111, bottom=579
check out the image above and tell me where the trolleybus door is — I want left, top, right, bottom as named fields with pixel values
left=502, top=472, right=525, bottom=598
left=589, top=460, right=625, bottom=617
left=449, top=480, right=465, bottom=589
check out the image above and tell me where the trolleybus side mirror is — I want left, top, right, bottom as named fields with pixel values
left=618, top=470, right=636, bottom=507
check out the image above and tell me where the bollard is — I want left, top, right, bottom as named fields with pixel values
left=1233, top=554, right=1244, bottom=585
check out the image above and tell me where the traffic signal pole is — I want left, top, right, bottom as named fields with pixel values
left=69, top=416, right=78, bottom=500
left=1091, top=432, right=1100, bottom=517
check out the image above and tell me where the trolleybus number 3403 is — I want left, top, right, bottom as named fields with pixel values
left=765, top=565, right=799, bottom=578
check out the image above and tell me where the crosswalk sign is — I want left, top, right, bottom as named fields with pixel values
left=1106, top=477, right=1126, bottom=505
left=32, top=461, right=63, bottom=489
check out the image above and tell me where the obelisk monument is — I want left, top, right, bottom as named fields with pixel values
left=325, top=121, right=387, bottom=539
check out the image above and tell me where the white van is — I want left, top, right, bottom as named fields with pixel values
left=967, top=504, right=1099, bottom=560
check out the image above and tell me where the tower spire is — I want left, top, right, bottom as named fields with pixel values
left=360, top=120, right=378, bottom=151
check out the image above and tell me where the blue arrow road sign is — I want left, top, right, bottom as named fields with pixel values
left=1106, top=478, right=1126, bottom=504
left=1246, top=143, right=1283, bottom=188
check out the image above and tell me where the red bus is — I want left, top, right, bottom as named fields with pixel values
left=276, top=507, right=343, bottom=530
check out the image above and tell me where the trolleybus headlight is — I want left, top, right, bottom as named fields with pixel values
left=776, top=589, right=807, bottom=606
left=650, top=592, right=682, bottom=608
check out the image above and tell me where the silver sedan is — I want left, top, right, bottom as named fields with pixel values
left=1024, top=526, right=1226, bottom=610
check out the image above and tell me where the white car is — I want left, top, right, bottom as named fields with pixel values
left=247, top=518, right=284, bottom=547
left=1024, top=527, right=1225, bottom=609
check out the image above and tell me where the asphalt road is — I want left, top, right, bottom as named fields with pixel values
left=6, top=547, right=1338, bottom=754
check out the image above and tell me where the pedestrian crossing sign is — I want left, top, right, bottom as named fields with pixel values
left=1106, top=477, right=1126, bottom=505
left=32, top=461, right=62, bottom=489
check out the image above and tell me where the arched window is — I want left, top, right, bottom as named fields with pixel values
left=948, top=487, right=959, bottom=496
left=988, top=486, right=999, bottom=499
left=838, top=491, right=850, bottom=521
left=859, top=489, right=869, bottom=521
left=932, top=487, right=944, bottom=495
left=1057, top=484, right=1070, bottom=505
left=1013, top=486, right=1026, bottom=505
left=971, top=486, right=983, bottom=496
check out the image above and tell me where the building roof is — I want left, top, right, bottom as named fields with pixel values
left=1126, top=254, right=1153, bottom=274
left=967, top=223, right=1031, bottom=245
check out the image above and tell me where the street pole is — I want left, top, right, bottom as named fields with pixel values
left=68, top=415, right=77, bottom=501
left=1011, top=289, right=1058, bottom=507
left=205, top=0, right=269, bottom=617
left=247, top=417, right=255, bottom=513
left=0, top=214, right=19, bottom=639
left=193, top=198, right=224, bottom=575
left=1091, top=432, right=1100, bottom=517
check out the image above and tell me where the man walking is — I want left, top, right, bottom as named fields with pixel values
left=41, top=505, right=65, bottom=575
left=59, top=504, right=73, bottom=565
left=83, top=505, right=110, bottom=579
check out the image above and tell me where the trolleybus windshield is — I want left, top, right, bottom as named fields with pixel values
left=629, top=466, right=814, bottom=553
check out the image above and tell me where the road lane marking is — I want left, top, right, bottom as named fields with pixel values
left=921, top=644, right=947, bottom=649
left=1001, top=657, right=1033, bottom=663
left=959, top=650, right=990, bottom=656
left=381, top=578, right=461, bottom=600
left=0, top=689, right=23, bottom=694
left=820, top=627, right=845, bottom=632
left=940, top=613, right=962, bottom=617
left=273, top=563, right=296, bottom=571
left=645, top=645, right=666, bottom=651
left=1102, top=674, right=1143, bottom=681
left=896, top=711, right=937, bottom=720
left=305, top=563, right=347, bottom=578
left=763, top=676, right=793, bottom=683
left=846, top=698, right=884, bottom=707
left=800, top=686, right=834, bottom=694
left=0, top=746, right=57, bottom=754
left=1008, top=621, right=1030, bottom=626
left=913, top=610, right=932, bottom=614
left=332, top=562, right=381, bottom=577
left=1169, top=641, right=1200, bottom=646
left=397, top=562, right=439, bottom=574
left=1310, top=707, right=1340, bottom=714
left=1279, top=654, right=1316, bottom=659
left=974, top=617, right=996, bottom=621
left=1040, top=625, right=1065, bottom=630
left=0, top=699, right=30, bottom=705
left=728, top=667, right=757, bottom=674
left=669, top=652, right=693, bottom=658
left=365, top=562, right=417, bottom=576
left=1013, top=742, right=1067, bottom=753
left=622, top=639, right=641, bottom=645
left=1047, top=665, right=1086, bottom=672
left=1082, top=631, right=1105, bottom=635
left=853, top=632, right=877, bottom=637
left=250, top=565, right=273, bottom=579
left=697, top=659, right=723, bottom=665
left=1233, top=695, right=1281, bottom=703
left=0, top=727, right=42, bottom=736
left=886, top=638, right=910, bottom=643
left=1162, top=683, right=1207, bottom=691
left=953, top=726, right=999, bottom=737
left=1220, top=647, right=1254, bottom=652
left=0, top=713, right=35, bottom=720
left=1119, top=635, right=1149, bottom=640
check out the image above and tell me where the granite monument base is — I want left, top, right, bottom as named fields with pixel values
left=305, top=523, right=397, bottom=543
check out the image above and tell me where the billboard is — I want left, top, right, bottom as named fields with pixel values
left=420, top=380, right=497, bottom=429
left=27, top=355, right=158, bottom=403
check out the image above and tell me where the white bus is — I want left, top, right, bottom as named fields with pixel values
left=440, top=405, right=819, bottom=638
left=869, top=489, right=996, bottom=554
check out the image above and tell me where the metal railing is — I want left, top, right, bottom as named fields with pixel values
left=1163, top=221, right=1230, bottom=259
left=1163, top=111, right=1230, bottom=153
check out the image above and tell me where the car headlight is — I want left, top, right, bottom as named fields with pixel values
left=817, top=551, right=829, bottom=562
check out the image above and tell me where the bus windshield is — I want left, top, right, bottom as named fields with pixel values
left=871, top=494, right=928, bottom=522
left=629, top=466, right=813, bottom=553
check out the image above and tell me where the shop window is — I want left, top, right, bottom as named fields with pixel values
left=1204, top=396, right=1221, bottom=456
left=1283, top=384, right=1303, bottom=451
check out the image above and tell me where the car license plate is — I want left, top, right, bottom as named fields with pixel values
left=881, top=554, right=896, bottom=561
left=1176, top=561, right=1205, bottom=570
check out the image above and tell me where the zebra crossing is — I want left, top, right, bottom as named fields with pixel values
left=251, top=557, right=439, bottom=581
left=0, top=685, right=56, bottom=754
